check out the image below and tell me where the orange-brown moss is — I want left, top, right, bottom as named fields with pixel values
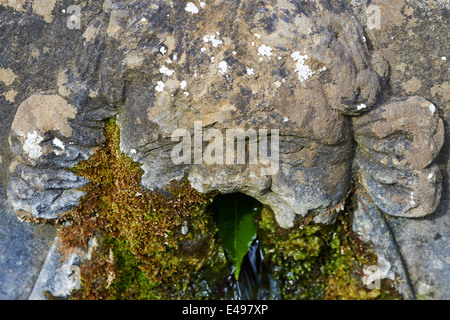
left=57, top=118, right=225, bottom=299
left=56, top=118, right=401, bottom=300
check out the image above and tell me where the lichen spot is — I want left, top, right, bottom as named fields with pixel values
left=32, top=0, right=58, bottom=23
left=185, top=2, right=199, bottom=14
left=218, top=61, right=228, bottom=75
left=53, top=137, right=65, bottom=156
left=429, top=103, right=436, bottom=114
left=258, top=45, right=273, bottom=59
left=12, top=94, right=77, bottom=138
left=291, top=51, right=313, bottom=82
left=155, top=81, right=165, bottom=92
left=357, top=104, right=367, bottom=111
left=0, top=67, right=17, bottom=86
left=22, top=131, right=44, bottom=160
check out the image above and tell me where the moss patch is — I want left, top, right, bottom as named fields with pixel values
left=257, top=202, right=401, bottom=300
left=56, top=118, right=401, bottom=300
left=57, top=118, right=227, bottom=299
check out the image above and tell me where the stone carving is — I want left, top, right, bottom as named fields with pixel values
left=6, top=0, right=444, bottom=231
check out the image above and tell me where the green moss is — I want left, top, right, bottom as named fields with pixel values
left=257, top=204, right=401, bottom=300
left=57, top=117, right=401, bottom=300
left=58, top=118, right=228, bottom=300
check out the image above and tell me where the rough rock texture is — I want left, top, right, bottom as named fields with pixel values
left=352, top=184, right=415, bottom=299
left=353, top=96, right=444, bottom=218
left=384, top=199, right=450, bottom=299
left=105, top=0, right=373, bottom=228
left=347, top=0, right=449, bottom=300
left=29, top=236, right=97, bottom=300
left=0, top=193, right=56, bottom=299
left=5, top=0, right=444, bottom=229
left=0, top=0, right=448, bottom=299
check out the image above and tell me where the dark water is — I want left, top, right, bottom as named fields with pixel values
left=217, top=238, right=279, bottom=300
left=211, top=193, right=279, bottom=300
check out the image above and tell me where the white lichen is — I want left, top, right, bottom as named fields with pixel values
left=258, top=45, right=273, bottom=59
left=53, top=137, right=65, bottom=150
left=357, top=103, right=367, bottom=111
left=180, top=80, right=187, bottom=89
left=22, top=131, right=44, bottom=160
left=246, top=68, right=255, bottom=75
left=218, top=61, right=228, bottom=74
left=53, top=137, right=65, bottom=156
left=291, top=51, right=313, bottom=82
left=429, top=103, right=436, bottom=114
left=203, top=34, right=223, bottom=47
left=159, top=65, right=174, bottom=76
left=155, top=81, right=165, bottom=92
left=185, top=2, right=199, bottom=14
left=409, top=191, right=416, bottom=207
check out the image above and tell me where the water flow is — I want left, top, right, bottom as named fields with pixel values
left=211, top=193, right=279, bottom=300
left=219, top=238, right=280, bottom=300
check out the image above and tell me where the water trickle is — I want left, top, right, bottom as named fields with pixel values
left=211, top=193, right=279, bottom=300
left=227, top=238, right=279, bottom=300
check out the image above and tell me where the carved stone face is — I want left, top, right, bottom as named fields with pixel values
left=7, top=0, right=444, bottom=229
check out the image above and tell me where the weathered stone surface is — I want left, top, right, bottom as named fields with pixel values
left=0, top=0, right=448, bottom=299
left=0, top=0, right=105, bottom=299
left=7, top=97, right=94, bottom=219
left=352, top=185, right=415, bottom=299
left=7, top=165, right=87, bottom=220
left=353, top=96, right=444, bottom=171
left=356, top=151, right=442, bottom=218
left=101, top=0, right=384, bottom=228
left=29, top=236, right=97, bottom=300
left=3, top=0, right=443, bottom=228
left=352, top=98, right=445, bottom=219
left=384, top=198, right=450, bottom=300
left=0, top=197, right=56, bottom=299
left=347, top=0, right=450, bottom=300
